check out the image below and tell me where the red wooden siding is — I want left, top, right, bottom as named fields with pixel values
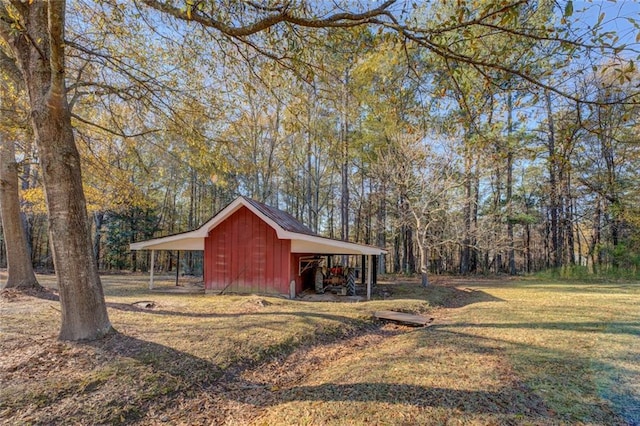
left=204, top=206, right=291, bottom=294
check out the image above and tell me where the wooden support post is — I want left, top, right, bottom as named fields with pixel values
left=367, top=254, right=373, bottom=300
left=373, top=255, right=378, bottom=285
left=149, top=250, right=155, bottom=290
left=201, top=250, right=205, bottom=290
left=175, top=250, right=180, bottom=286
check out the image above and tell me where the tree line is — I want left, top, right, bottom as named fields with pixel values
left=1, top=0, right=638, bottom=340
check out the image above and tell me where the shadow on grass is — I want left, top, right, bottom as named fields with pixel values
left=523, top=282, right=640, bottom=294
left=73, top=331, right=223, bottom=424
left=25, top=280, right=502, bottom=317
left=423, top=327, right=638, bottom=424
left=90, top=330, right=224, bottom=382
left=431, top=286, right=503, bottom=308
left=432, top=321, right=640, bottom=336
left=84, top=318, right=636, bottom=425
left=378, top=283, right=504, bottom=308
left=45, top=312, right=634, bottom=424
left=83, top=329, right=555, bottom=424
left=275, top=382, right=550, bottom=416
left=13, top=278, right=636, bottom=424
left=5, top=286, right=61, bottom=301
left=16, top=286, right=368, bottom=325
left=105, top=302, right=370, bottom=325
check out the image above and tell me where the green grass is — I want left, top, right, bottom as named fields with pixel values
left=534, top=264, right=640, bottom=281
left=1, top=274, right=638, bottom=424
left=253, top=278, right=639, bottom=425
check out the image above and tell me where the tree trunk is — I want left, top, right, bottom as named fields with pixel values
left=545, top=90, right=561, bottom=268
left=20, top=148, right=37, bottom=263
left=306, top=125, right=313, bottom=230
left=393, top=232, right=401, bottom=273
left=525, top=221, right=532, bottom=273
left=575, top=197, right=583, bottom=267
left=376, top=183, right=387, bottom=274
left=460, top=145, right=473, bottom=274
left=492, top=137, right=503, bottom=274
left=404, top=225, right=415, bottom=273
left=93, top=212, right=104, bottom=269
left=340, top=70, right=350, bottom=242
left=471, top=164, right=479, bottom=273
left=565, top=179, right=575, bottom=266
left=592, top=196, right=603, bottom=272
left=418, top=241, right=429, bottom=287
left=0, top=225, right=5, bottom=268
left=1, top=2, right=111, bottom=340
left=506, top=91, right=516, bottom=275
left=0, top=134, right=40, bottom=290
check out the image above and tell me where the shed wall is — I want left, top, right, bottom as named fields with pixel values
left=204, top=206, right=291, bottom=294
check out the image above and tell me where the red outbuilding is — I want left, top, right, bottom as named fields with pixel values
left=130, top=196, right=386, bottom=299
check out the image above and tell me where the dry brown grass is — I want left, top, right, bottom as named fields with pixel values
left=1, top=273, right=638, bottom=425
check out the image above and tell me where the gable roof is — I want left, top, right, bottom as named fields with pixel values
left=243, top=197, right=315, bottom=236
left=130, top=196, right=386, bottom=256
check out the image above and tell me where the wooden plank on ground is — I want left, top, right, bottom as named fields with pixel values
left=374, top=310, right=430, bottom=326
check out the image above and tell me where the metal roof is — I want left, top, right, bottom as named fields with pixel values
left=242, top=197, right=316, bottom=236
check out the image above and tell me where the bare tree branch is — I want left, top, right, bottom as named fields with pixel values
left=381, top=18, right=639, bottom=106
left=70, top=112, right=162, bottom=139
left=139, top=0, right=395, bottom=35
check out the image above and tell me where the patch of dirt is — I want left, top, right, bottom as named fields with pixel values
left=296, top=289, right=364, bottom=303
left=3, top=338, right=100, bottom=377
left=131, top=301, right=156, bottom=309
left=0, top=288, right=21, bottom=302
left=0, top=286, right=58, bottom=303
left=0, top=288, right=60, bottom=319
left=242, top=323, right=409, bottom=390
left=239, top=297, right=273, bottom=311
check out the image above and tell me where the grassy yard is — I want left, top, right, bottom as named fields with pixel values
left=1, top=274, right=638, bottom=425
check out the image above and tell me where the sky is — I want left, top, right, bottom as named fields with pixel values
left=573, top=0, right=640, bottom=56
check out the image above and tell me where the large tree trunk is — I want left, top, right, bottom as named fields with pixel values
left=1, top=2, right=111, bottom=340
left=0, top=134, right=40, bottom=290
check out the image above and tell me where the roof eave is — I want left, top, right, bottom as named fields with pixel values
left=286, top=231, right=387, bottom=256
left=129, top=231, right=203, bottom=251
